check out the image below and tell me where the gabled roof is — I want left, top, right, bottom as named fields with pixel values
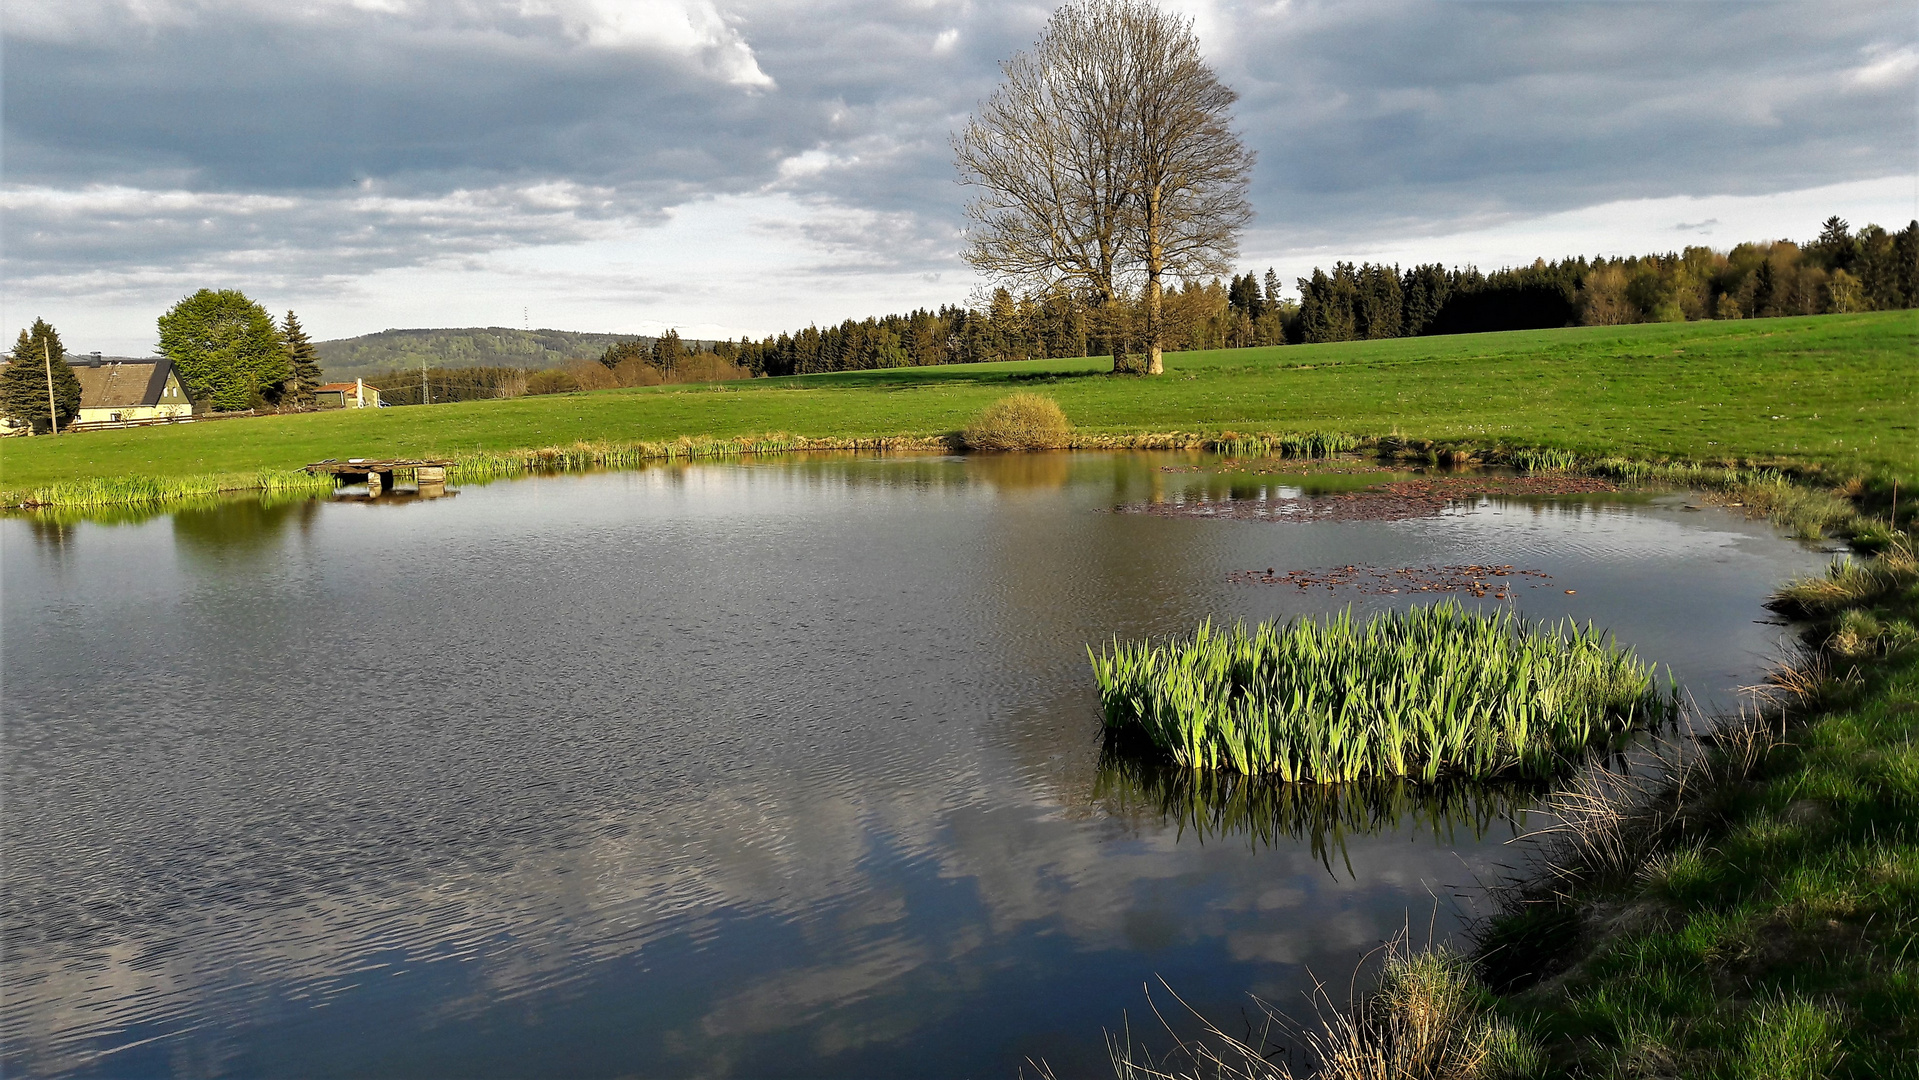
left=75, top=357, right=180, bottom=409
left=315, top=382, right=368, bottom=393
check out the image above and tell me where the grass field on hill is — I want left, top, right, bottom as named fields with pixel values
left=2, top=311, right=1913, bottom=498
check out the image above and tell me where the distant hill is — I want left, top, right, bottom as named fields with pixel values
left=313, top=327, right=660, bottom=380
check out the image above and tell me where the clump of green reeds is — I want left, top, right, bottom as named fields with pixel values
left=1511, top=447, right=1580, bottom=472
left=1090, top=602, right=1677, bottom=782
left=1206, top=431, right=1358, bottom=458
left=1580, top=457, right=1871, bottom=540
left=1725, top=472, right=1859, bottom=540
left=446, top=433, right=814, bottom=480
left=962, top=392, right=1072, bottom=451
left=13, top=469, right=333, bottom=509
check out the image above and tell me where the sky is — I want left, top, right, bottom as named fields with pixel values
left=3, top=0, right=1915, bottom=355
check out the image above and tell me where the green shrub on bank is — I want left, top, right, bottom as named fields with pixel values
left=1090, top=602, right=1677, bottom=782
left=962, top=392, right=1071, bottom=451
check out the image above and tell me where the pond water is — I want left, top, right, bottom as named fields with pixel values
left=1, top=453, right=1829, bottom=1078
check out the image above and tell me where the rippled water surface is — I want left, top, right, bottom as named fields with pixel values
left=2, top=453, right=1829, bottom=1077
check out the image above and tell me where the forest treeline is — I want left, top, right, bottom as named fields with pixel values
left=361, top=215, right=1916, bottom=398
left=711, top=215, right=1917, bottom=375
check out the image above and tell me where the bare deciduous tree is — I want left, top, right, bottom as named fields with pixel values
left=955, top=0, right=1252, bottom=374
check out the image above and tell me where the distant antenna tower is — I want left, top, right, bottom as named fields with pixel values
left=523, top=307, right=529, bottom=331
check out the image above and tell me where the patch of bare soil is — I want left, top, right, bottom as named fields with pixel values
left=1228, top=564, right=1554, bottom=600
left=1120, top=473, right=1623, bottom=523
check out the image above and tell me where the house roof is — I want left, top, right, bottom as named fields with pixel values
left=315, top=382, right=370, bottom=393
left=75, top=357, right=178, bottom=409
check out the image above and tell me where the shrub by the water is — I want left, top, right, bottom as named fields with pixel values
left=962, top=392, right=1071, bottom=451
left=1090, top=602, right=1676, bottom=782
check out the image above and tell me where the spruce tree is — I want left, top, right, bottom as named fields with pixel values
left=0, top=319, right=83, bottom=433
left=650, top=329, right=685, bottom=375
left=1812, top=216, right=1856, bottom=273
left=282, top=311, right=324, bottom=407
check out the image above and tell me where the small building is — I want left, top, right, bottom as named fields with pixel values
left=72, top=356, right=194, bottom=428
left=315, top=380, right=381, bottom=409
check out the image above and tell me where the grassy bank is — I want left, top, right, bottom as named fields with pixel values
left=1471, top=539, right=1919, bottom=1078
left=1110, top=540, right=1919, bottom=1079
left=3, top=312, right=1912, bottom=504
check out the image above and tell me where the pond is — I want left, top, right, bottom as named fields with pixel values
left=1, top=453, right=1829, bottom=1078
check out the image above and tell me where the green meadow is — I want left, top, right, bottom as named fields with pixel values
left=2, top=311, right=1913, bottom=500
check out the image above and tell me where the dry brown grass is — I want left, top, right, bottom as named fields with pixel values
left=1074, top=939, right=1543, bottom=1080
left=963, top=391, right=1073, bottom=451
left=1768, top=537, right=1918, bottom=619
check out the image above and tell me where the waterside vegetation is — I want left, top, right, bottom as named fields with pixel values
left=1091, top=603, right=1678, bottom=783
left=3, top=312, right=1912, bottom=508
left=1100, top=538, right=1919, bottom=1079
left=961, top=392, right=1074, bottom=450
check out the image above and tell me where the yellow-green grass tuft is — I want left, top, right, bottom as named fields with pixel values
left=962, top=392, right=1072, bottom=451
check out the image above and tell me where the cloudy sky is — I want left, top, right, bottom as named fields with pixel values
left=4, top=0, right=1914, bottom=353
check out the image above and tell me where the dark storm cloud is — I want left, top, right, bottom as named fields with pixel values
left=3, top=0, right=1912, bottom=290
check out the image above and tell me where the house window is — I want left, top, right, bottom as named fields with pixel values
left=111, top=413, right=123, bottom=422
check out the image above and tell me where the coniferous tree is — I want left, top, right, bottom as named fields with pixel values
left=1895, top=221, right=1919, bottom=309
left=1855, top=224, right=1911, bottom=311
left=1810, top=216, right=1857, bottom=273
left=651, top=329, right=685, bottom=375
left=1261, top=269, right=1283, bottom=308
left=1750, top=259, right=1778, bottom=318
left=599, top=340, right=647, bottom=370
left=1297, top=264, right=1360, bottom=342
left=1227, top=272, right=1264, bottom=320
left=282, top=311, right=324, bottom=407
left=158, top=289, right=289, bottom=411
left=1355, top=263, right=1403, bottom=339
left=0, top=319, right=83, bottom=433
left=1400, top=265, right=1451, bottom=336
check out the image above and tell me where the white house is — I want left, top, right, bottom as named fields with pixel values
left=72, top=356, right=194, bottom=428
left=315, top=379, right=381, bottom=409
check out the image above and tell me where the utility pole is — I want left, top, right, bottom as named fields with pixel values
left=421, top=357, right=429, bottom=407
left=42, top=340, right=59, bottom=436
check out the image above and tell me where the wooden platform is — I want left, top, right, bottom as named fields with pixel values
left=305, top=458, right=453, bottom=491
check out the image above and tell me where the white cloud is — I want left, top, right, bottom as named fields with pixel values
left=1850, top=43, right=1919, bottom=88
left=524, top=0, right=776, bottom=85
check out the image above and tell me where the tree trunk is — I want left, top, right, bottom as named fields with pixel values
left=1145, top=186, right=1165, bottom=375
